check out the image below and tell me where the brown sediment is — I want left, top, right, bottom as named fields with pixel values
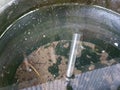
left=15, top=41, right=113, bottom=89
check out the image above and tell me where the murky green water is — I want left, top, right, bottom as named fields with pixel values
left=0, top=4, right=120, bottom=88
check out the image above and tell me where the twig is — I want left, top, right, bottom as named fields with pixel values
left=28, top=63, right=41, bottom=81
left=23, top=53, right=41, bottom=83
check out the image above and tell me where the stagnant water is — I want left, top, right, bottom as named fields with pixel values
left=0, top=4, right=120, bottom=89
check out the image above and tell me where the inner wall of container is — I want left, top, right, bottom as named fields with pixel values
left=0, top=4, right=120, bottom=87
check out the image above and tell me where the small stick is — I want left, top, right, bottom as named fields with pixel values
left=28, top=63, right=41, bottom=81
left=23, top=53, right=42, bottom=83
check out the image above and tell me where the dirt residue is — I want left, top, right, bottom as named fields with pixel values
left=15, top=41, right=116, bottom=89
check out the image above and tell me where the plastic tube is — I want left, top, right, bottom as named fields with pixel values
left=66, top=33, right=81, bottom=78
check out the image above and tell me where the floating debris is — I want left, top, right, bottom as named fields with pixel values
left=114, top=42, right=118, bottom=47
left=88, top=65, right=95, bottom=71
left=43, top=35, right=46, bottom=38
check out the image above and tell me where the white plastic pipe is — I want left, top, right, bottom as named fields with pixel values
left=66, top=33, right=80, bottom=78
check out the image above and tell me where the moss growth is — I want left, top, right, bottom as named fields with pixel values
left=56, top=57, right=62, bottom=65
left=106, top=44, right=120, bottom=58
left=55, top=41, right=70, bottom=58
left=48, top=64, right=59, bottom=77
left=75, top=45, right=100, bottom=70
left=86, top=38, right=120, bottom=58
left=48, top=56, right=62, bottom=78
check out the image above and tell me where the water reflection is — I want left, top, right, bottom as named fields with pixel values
left=0, top=3, right=120, bottom=89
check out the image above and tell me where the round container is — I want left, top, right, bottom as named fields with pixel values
left=0, top=3, right=120, bottom=90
